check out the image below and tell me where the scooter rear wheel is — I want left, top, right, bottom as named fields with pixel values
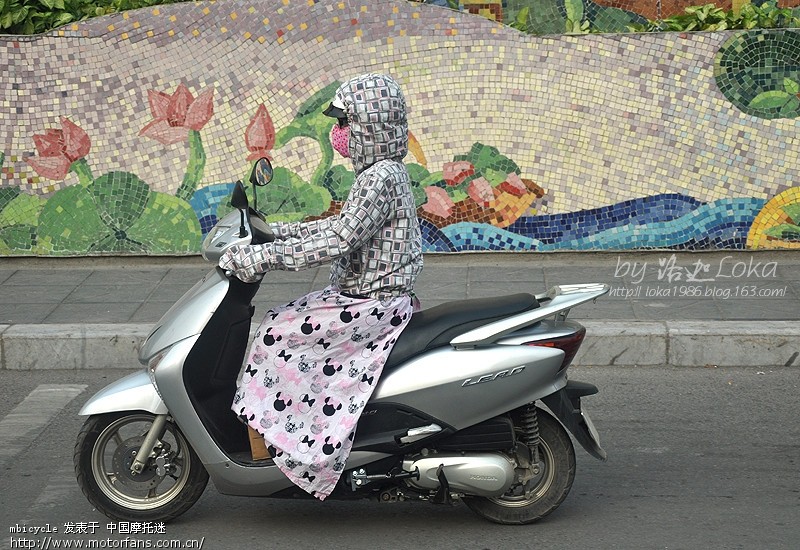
left=74, top=412, right=209, bottom=522
left=464, top=409, right=576, bottom=525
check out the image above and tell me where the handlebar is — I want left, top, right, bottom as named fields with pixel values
left=249, top=210, right=275, bottom=245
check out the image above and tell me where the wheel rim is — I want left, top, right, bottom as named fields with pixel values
left=91, top=414, right=192, bottom=511
left=489, top=438, right=557, bottom=508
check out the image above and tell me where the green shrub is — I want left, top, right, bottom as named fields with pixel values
left=0, top=0, right=188, bottom=35
left=628, top=1, right=800, bottom=32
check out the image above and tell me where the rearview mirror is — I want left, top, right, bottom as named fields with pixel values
left=250, top=158, right=273, bottom=187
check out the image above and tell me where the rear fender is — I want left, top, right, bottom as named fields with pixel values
left=541, top=380, right=607, bottom=461
left=78, top=370, right=167, bottom=416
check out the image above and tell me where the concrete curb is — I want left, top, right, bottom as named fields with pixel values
left=576, top=321, right=800, bottom=367
left=661, top=321, right=800, bottom=368
left=1, top=324, right=149, bottom=370
left=1, top=321, right=798, bottom=369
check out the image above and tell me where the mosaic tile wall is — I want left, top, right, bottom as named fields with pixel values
left=1, top=0, right=800, bottom=255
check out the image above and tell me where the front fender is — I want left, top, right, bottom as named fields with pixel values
left=78, top=370, right=168, bottom=416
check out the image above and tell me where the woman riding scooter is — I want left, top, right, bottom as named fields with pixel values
left=219, top=73, right=424, bottom=500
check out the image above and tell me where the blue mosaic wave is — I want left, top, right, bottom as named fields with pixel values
left=537, top=198, right=764, bottom=251
left=421, top=196, right=765, bottom=252
left=435, top=223, right=541, bottom=252
left=505, top=193, right=704, bottom=245
left=420, top=219, right=454, bottom=252
left=191, top=187, right=764, bottom=253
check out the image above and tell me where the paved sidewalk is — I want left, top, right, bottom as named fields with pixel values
left=1, top=250, right=798, bottom=369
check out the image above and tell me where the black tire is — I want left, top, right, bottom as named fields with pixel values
left=464, top=409, right=576, bottom=525
left=74, top=412, right=209, bottom=522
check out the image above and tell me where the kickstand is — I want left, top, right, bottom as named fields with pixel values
left=432, top=464, right=453, bottom=505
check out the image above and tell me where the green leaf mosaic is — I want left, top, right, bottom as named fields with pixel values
left=714, top=30, right=800, bottom=119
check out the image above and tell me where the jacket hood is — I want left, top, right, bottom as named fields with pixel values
left=332, top=73, right=408, bottom=174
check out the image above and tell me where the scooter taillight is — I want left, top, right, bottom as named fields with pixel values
left=524, top=327, right=586, bottom=369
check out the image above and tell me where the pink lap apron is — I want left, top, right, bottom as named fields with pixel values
left=232, top=286, right=413, bottom=500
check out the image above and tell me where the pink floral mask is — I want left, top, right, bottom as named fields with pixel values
left=330, top=123, right=350, bottom=158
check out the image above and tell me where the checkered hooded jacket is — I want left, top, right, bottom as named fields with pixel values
left=266, top=73, right=423, bottom=298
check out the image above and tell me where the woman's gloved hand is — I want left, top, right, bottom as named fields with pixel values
left=218, top=245, right=272, bottom=283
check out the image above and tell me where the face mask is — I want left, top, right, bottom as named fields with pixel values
left=330, top=123, right=350, bottom=158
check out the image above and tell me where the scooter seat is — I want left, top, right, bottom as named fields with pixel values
left=384, top=293, right=538, bottom=370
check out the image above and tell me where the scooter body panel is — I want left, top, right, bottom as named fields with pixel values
left=203, top=451, right=392, bottom=496
left=371, top=344, right=566, bottom=430
left=138, top=269, right=229, bottom=364
left=150, top=336, right=238, bottom=464
left=77, top=370, right=168, bottom=416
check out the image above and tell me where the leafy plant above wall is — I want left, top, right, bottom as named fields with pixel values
left=506, top=0, right=645, bottom=36
left=511, top=0, right=800, bottom=35
left=564, top=0, right=590, bottom=34
left=628, top=1, right=800, bottom=32
left=0, top=0, right=189, bottom=35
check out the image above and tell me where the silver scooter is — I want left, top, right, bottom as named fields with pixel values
left=74, top=158, right=608, bottom=525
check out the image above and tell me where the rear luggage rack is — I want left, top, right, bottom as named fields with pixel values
left=450, top=284, right=609, bottom=349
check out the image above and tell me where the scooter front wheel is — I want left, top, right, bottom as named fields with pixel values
left=74, top=412, right=209, bottom=522
left=464, top=409, right=576, bottom=525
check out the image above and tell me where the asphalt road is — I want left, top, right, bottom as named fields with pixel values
left=1, top=367, right=798, bottom=550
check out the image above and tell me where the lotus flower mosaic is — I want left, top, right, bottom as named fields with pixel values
left=139, top=83, right=215, bottom=145
left=245, top=105, right=276, bottom=161
left=414, top=143, right=546, bottom=229
left=243, top=86, right=546, bottom=231
left=28, top=116, right=200, bottom=255
left=26, top=118, right=91, bottom=182
left=3, top=82, right=219, bottom=254
left=137, top=83, right=214, bottom=202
